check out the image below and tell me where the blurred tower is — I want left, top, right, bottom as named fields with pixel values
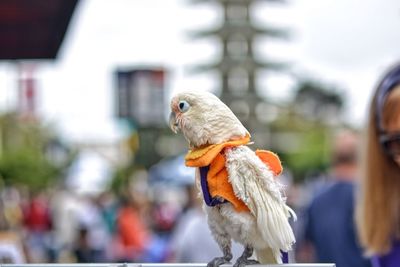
left=190, top=0, right=288, bottom=146
left=18, top=64, right=37, bottom=120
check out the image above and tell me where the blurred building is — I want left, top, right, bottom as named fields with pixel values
left=0, top=0, right=79, bottom=117
left=116, top=69, right=166, bottom=128
left=189, top=0, right=288, bottom=147
left=115, top=67, right=186, bottom=168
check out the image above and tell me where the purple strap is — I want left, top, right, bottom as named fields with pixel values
left=281, top=251, right=288, bottom=263
left=199, top=166, right=227, bottom=207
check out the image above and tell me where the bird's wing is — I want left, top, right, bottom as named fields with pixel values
left=225, top=146, right=296, bottom=253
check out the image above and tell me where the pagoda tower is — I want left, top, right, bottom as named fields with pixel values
left=190, top=0, right=287, bottom=145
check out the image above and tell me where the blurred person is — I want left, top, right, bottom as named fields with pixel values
left=167, top=184, right=242, bottom=263
left=112, top=194, right=151, bottom=262
left=72, top=226, right=101, bottom=263
left=0, top=230, right=26, bottom=263
left=22, top=191, right=52, bottom=263
left=1, top=187, right=23, bottom=229
left=0, top=199, right=26, bottom=263
left=49, top=188, right=112, bottom=263
left=73, top=227, right=91, bottom=262
left=48, top=188, right=81, bottom=262
left=167, top=184, right=204, bottom=262
left=300, top=129, right=370, bottom=267
left=73, top=195, right=110, bottom=263
left=97, top=191, right=118, bottom=236
left=152, top=199, right=180, bottom=235
left=148, top=193, right=182, bottom=263
left=356, top=63, right=400, bottom=267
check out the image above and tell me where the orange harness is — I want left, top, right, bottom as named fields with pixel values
left=185, top=134, right=282, bottom=212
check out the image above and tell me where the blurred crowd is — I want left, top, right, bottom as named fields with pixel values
left=0, top=126, right=364, bottom=266
left=0, top=184, right=180, bottom=264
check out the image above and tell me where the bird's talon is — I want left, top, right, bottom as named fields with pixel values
left=207, top=256, right=231, bottom=267
left=233, top=258, right=260, bottom=267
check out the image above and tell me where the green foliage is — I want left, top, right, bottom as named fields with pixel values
left=279, top=128, right=331, bottom=183
left=0, top=150, right=59, bottom=191
left=110, top=165, right=132, bottom=196
left=296, top=80, right=344, bottom=110
left=0, top=112, right=73, bottom=191
left=268, top=78, right=345, bottom=182
left=293, top=79, right=345, bottom=122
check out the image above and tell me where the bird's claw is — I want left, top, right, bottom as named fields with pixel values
left=207, top=256, right=231, bottom=267
left=233, top=258, right=259, bottom=267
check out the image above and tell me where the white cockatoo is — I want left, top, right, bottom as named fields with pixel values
left=169, top=90, right=296, bottom=267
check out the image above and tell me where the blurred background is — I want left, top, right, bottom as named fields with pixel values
left=0, top=0, right=399, bottom=264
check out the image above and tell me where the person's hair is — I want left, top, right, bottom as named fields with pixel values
left=356, top=83, right=400, bottom=255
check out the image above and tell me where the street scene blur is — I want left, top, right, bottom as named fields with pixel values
left=0, top=0, right=399, bottom=266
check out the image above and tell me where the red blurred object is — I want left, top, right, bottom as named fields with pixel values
left=18, top=65, right=36, bottom=116
left=23, top=195, right=52, bottom=232
left=113, top=205, right=150, bottom=261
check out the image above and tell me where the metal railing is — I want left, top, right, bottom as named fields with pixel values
left=0, top=263, right=336, bottom=267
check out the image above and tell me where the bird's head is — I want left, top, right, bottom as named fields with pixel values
left=169, top=90, right=249, bottom=148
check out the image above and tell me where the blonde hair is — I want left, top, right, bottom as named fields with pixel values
left=356, top=84, right=400, bottom=255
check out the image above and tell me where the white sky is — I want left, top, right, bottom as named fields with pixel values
left=3, top=0, right=400, bottom=144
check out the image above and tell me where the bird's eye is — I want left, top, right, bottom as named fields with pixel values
left=178, top=100, right=190, bottom=112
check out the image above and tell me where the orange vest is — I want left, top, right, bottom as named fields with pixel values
left=185, top=134, right=282, bottom=212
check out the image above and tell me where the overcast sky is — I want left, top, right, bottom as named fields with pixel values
left=4, top=0, right=400, bottom=144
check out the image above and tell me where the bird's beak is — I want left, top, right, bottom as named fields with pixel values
left=169, top=112, right=179, bottom=133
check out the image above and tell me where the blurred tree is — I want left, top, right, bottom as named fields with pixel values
left=0, top=112, right=75, bottom=191
left=269, top=79, right=346, bottom=182
left=110, top=164, right=134, bottom=197
left=294, top=80, right=344, bottom=124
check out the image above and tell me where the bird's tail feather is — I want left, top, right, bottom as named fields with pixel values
left=255, top=247, right=281, bottom=264
left=250, top=180, right=296, bottom=251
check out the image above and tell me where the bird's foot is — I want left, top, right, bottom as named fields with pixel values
left=207, top=253, right=232, bottom=267
left=233, top=245, right=259, bottom=267
left=233, top=258, right=260, bottom=267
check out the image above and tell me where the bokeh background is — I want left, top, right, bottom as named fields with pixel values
left=0, top=0, right=399, bottom=264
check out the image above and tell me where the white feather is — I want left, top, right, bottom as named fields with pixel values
left=225, top=146, right=296, bottom=255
